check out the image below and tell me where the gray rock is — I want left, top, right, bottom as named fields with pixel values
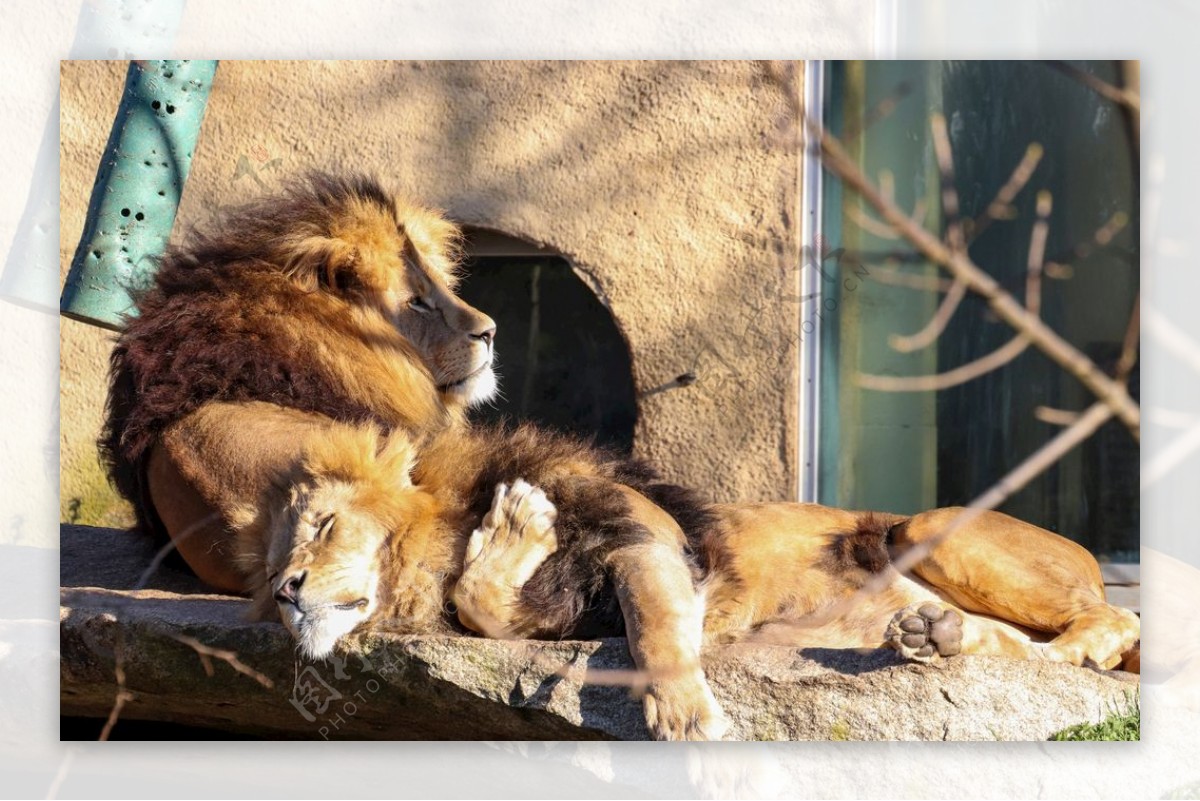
left=60, top=525, right=1137, bottom=740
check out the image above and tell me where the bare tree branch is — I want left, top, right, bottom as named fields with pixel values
left=1045, top=211, right=1130, bottom=275
left=95, top=511, right=274, bottom=738
left=930, top=114, right=965, bottom=254
left=888, top=278, right=966, bottom=353
left=844, top=199, right=928, bottom=241
left=1147, top=309, right=1200, bottom=376
left=860, top=190, right=1052, bottom=389
left=166, top=632, right=275, bottom=689
left=859, top=336, right=1030, bottom=392
left=98, top=633, right=133, bottom=742
left=1115, top=290, right=1141, bottom=383
left=1034, top=406, right=1081, bottom=426
left=968, top=142, right=1044, bottom=243
left=870, top=263, right=955, bottom=293
left=810, top=116, right=1141, bottom=438
left=446, top=599, right=657, bottom=693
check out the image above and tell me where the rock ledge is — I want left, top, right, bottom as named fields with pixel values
left=60, top=525, right=1137, bottom=740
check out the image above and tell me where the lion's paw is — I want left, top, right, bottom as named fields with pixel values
left=456, top=480, right=559, bottom=636
left=886, top=602, right=963, bottom=663
left=643, top=673, right=730, bottom=741
left=465, top=479, right=558, bottom=569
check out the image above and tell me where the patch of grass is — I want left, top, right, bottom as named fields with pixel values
left=1049, top=693, right=1139, bottom=741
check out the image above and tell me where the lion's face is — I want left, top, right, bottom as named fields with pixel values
left=265, top=479, right=389, bottom=659
left=388, top=264, right=499, bottom=409
left=258, top=423, right=451, bottom=659
left=304, top=191, right=499, bottom=410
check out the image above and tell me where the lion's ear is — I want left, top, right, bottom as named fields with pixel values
left=375, top=429, right=417, bottom=490
left=282, top=235, right=360, bottom=294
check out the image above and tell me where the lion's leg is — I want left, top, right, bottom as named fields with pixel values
left=893, top=507, right=1140, bottom=669
left=882, top=589, right=1040, bottom=663
left=452, top=479, right=559, bottom=638
left=742, top=562, right=1041, bottom=661
left=697, top=504, right=1043, bottom=662
left=147, top=443, right=245, bottom=593
left=604, top=486, right=728, bottom=741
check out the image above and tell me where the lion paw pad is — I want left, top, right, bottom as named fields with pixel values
left=886, top=603, right=963, bottom=662
left=465, top=479, right=558, bottom=566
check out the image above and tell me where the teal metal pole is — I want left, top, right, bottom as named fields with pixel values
left=60, top=59, right=218, bottom=330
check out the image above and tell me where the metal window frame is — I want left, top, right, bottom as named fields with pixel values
left=797, top=60, right=825, bottom=503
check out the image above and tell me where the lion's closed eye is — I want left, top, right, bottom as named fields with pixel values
left=315, top=514, right=336, bottom=540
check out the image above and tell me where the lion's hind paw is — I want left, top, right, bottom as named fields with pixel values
left=886, top=602, right=963, bottom=663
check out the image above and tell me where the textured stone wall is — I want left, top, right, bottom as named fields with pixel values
left=60, top=60, right=803, bottom=525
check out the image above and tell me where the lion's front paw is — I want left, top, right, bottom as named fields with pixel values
left=464, top=478, right=558, bottom=571
left=643, top=673, right=730, bottom=741
left=455, top=479, right=558, bottom=636
left=886, top=602, right=963, bottom=663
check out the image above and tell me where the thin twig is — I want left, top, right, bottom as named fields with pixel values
left=1045, top=211, right=1130, bottom=274
left=1045, top=60, right=1140, bottom=112
left=44, top=747, right=76, bottom=799
left=844, top=200, right=928, bottom=241
left=967, top=142, right=1044, bottom=244
left=94, top=510, right=271, bottom=739
left=132, top=510, right=224, bottom=592
left=869, top=263, right=955, bottom=293
left=888, top=278, right=966, bottom=353
left=1147, top=407, right=1197, bottom=429
left=1115, top=290, right=1141, bottom=383
left=98, top=633, right=133, bottom=742
left=859, top=337, right=1030, bottom=392
left=836, top=80, right=915, bottom=145
left=859, top=190, right=1052, bottom=390
left=892, top=113, right=969, bottom=359
left=166, top=632, right=275, bottom=689
left=1034, top=406, right=1081, bottom=426
left=454, top=597, right=665, bottom=692
left=1143, top=417, right=1200, bottom=491
left=1146, top=309, right=1200, bottom=376
left=930, top=114, right=965, bottom=254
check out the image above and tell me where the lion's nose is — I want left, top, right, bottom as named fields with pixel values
left=470, top=326, right=496, bottom=348
left=275, top=571, right=306, bottom=605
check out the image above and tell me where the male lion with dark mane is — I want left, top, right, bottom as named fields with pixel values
left=101, top=174, right=1140, bottom=741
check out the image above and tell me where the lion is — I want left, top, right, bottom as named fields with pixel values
left=105, top=174, right=1139, bottom=740
left=246, top=411, right=1141, bottom=738
left=262, top=415, right=1141, bottom=671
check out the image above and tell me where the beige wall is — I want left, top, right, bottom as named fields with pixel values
left=60, top=60, right=804, bottom=525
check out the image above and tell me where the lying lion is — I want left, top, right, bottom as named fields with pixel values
left=105, top=174, right=1140, bottom=740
